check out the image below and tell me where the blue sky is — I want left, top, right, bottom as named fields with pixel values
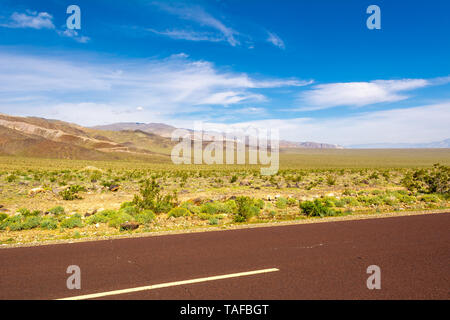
left=0, top=0, right=449, bottom=145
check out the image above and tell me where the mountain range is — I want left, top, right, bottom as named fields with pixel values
left=0, top=114, right=343, bottom=160
left=348, top=139, right=450, bottom=149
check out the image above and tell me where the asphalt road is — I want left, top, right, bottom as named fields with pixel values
left=0, top=213, right=449, bottom=300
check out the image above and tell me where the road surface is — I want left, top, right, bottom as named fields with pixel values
left=0, top=213, right=449, bottom=299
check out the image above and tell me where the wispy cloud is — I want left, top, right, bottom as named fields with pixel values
left=0, top=11, right=55, bottom=29
left=296, top=78, right=440, bottom=111
left=152, top=3, right=239, bottom=46
left=0, top=51, right=309, bottom=126
left=0, top=10, right=90, bottom=43
left=267, top=31, right=285, bottom=49
left=225, top=102, right=450, bottom=145
left=147, top=28, right=223, bottom=43
left=57, top=29, right=90, bottom=43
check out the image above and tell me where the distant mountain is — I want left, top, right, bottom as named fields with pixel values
left=279, top=140, right=344, bottom=149
left=0, top=113, right=343, bottom=160
left=93, top=122, right=343, bottom=149
left=349, top=139, right=450, bottom=149
left=92, top=122, right=177, bottom=138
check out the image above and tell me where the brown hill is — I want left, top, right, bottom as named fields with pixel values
left=0, top=113, right=343, bottom=161
left=0, top=114, right=172, bottom=161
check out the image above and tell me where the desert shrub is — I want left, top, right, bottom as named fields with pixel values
left=132, top=179, right=177, bottom=214
left=197, top=212, right=213, bottom=220
left=333, top=199, right=346, bottom=208
left=230, top=175, right=238, bottom=183
left=6, top=174, right=17, bottom=182
left=208, top=217, right=219, bottom=225
left=233, top=196, right=260, bottom=222
left=0, top=213, right=7, bottom=222
left=200, top=202, right=233, bottom=215
left=402, top=164, right=449, bottom=195
left=418, top=194, right=441, bottom=203
left=394, top=193, right=416, bottom=204
left=382, top=196, right=398, bottom=206
left=120, top=202, right=134, bottom=209
left=0, top=215, right=23, bottom=231
left=22, top=216, right=42, bottom=230
left=60, top=214, right=83, bottom=229
left=86, top=210, right=113, bottom=224
left=135, top=210, right=155, bottom=224
left=326, top=175, right=336, bottom=186
left=49, top=206, right=65, bottom=215
left=168, top=207, right=190, bottom=218
left=299, top=199, right=338, bottom=217
left=8, top=222, right=24, bottom=231
left=60, top=185, right=86, bottom=200
left=275, top=197, right=288, bottom=209
left=225, top=200, right=238, bottom=211
left=180, top=202, right=200, bottom=215
left=40, top=217, right=58, bottom=230
left=108, top=211, right=133, bottom=228
left=120, top=206, right=138, bottom=216
left=343, top=189, right=354, bottom=196
left=17, top=208, right=31, bottom=216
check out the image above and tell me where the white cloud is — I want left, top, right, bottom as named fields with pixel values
left=0, top=10, right=90, bottom=43
left=57, top=29, right=90, bottom=43
left=1, top=11, right=55, bottom=29
left=267, top=31, right=285, bottom=49
left=0, top=51, right=308, bottom=125
left=298, top=79, right=431, bottom=110
left=147, top=28, right=223, bottom=43
left=227, top=102, right=450, bottom=145
left=153, top=4, right=239, bottom=46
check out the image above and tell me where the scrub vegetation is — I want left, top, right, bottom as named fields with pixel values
left=0, top=153, right=448, bottom=245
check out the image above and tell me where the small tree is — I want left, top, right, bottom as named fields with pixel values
left=132, top=179, right=177, bottom=214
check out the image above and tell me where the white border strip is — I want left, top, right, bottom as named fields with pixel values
left=57, top=268, right=279, bottom=300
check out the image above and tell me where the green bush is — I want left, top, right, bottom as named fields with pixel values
left=200, top=201, right=233, bottom=215
left=0, top=213, right=7, bottom=222
left=419, top=194, right=441, bottom=203
left=208, top=217, right=219, bottom=225
left=402, top=164, right=449, bottom=195
left=132, top=179, right=177, bottom=213
left=60, top=214, right=83, bottom=229
left=299, top=199, right=338, bottom=217
left=86, top=210, right=114, bottom=224
left=168, top=207, right=190, bottom=218
left=22, top=216, right=42, bottom=230
left=17, top=208, right=31, bottom=216
left=108, top=211, right=133, bottom=228
left=121, top=206, right=138, bottom=216
left=60, top=185, right=86, bottom=200
left=135, top=210, right=155, bottom=224
left=49, top=206, right=65, bottom=215
left=120, top=202, right=134, bottom=209
left=0, top=215, right=24, bottom=231
left=6, top=174, right=17, bottom=182
left=40, top=217, right=58, bottom=230
left=342, top=197, right=360, bottom=206
left=180, top=202, right=201, bottom=215
left=275, top=197, right=288, bottom=209
left=233, top=196, right=260, bottom=222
